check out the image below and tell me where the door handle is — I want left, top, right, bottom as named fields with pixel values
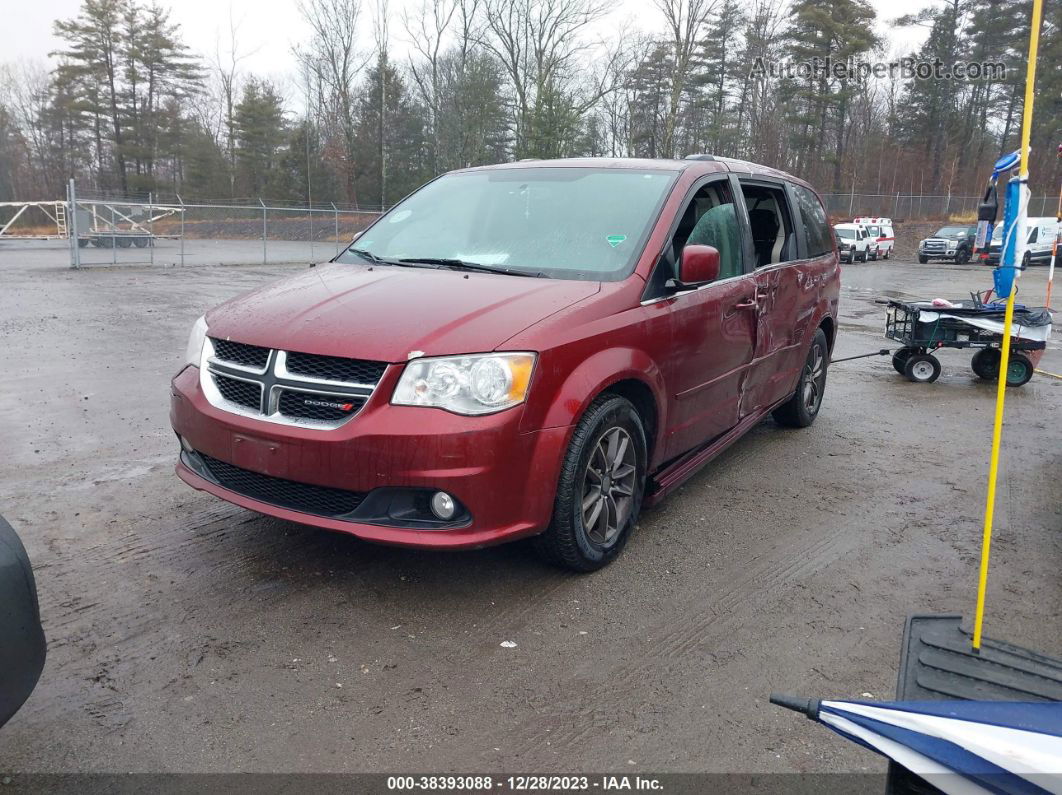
left=733, top=297, right=757, bottom=310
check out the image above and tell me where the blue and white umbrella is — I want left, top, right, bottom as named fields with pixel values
left=771, top=695, right=1062, bottom=794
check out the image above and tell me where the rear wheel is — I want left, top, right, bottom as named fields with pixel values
left=892, top=347, right=918, bottom=374
left=1005, top=353, right=1033, bottom=387
left=904, top=354, right=941, bottom=383
left=971, top=348, right=1000, bottom=380
left=773, top=328, right=828, bottom=428
left=533, top=395, right=647, bottom=572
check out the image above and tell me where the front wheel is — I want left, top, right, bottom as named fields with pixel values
left=773, top=328, right=828, bottom=428
left=956, top=248, right=970, bottom=265
left=904, top=354, right=941, bottom=383
left=534, top=395, right=647, bottom=572
left=883, top=248, right=890, bottom=260
left=918, top=255, right=928, bottom=264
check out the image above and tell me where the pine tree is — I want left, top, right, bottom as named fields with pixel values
left=233, top=79, right=287, bottom=196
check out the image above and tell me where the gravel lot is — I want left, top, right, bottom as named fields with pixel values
left=0, top=244, right=1059, bottom=776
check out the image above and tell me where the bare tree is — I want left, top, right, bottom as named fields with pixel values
left=481, top=0, right=612, bottom=157
left=373, top=0, right=389, bottom=206
left=213, top=10, right=259, bottom=191
left=295, top=0, right=369, bottom=204
left=654, top=0, right=718, bottom=158
left=403, top=0, right=460, bottom=171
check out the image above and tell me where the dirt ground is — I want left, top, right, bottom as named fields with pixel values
left=0, top=250, right=1059, bottom=777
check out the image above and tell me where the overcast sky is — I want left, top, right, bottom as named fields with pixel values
left=3, top=0, right=933, bottom=94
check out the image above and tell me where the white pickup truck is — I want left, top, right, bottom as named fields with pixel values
left=835, top=223, right=877, bottom=262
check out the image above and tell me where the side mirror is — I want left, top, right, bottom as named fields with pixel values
left=675, top=244, right=721, bottom=287
left=0, top=515, right=46, bottom=729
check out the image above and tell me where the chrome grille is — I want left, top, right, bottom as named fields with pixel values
left=200, top=340, right=387, bottom=428
left=923, top=240, right=947, bottom=253
left=285, top=351, right=387, bottom=385
left=212, top=373, right=262, bottom=410
left=211, top=338, right=270, bottom=370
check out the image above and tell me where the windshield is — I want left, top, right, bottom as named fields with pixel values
left=935, top=226, right=969, bottom=238
left=335, top=167, right=678, bottom=281
left=837, top=228, right=855, bottom=239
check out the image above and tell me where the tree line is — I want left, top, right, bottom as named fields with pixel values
left=0, top=0, right=1058, bottom=210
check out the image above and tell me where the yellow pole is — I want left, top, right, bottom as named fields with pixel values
left=972, top=0, right=1043, bottom=651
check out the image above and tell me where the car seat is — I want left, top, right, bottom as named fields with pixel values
left=686, top=203, right=741, bottom=279
left=748, top=209, right=780, bottom=268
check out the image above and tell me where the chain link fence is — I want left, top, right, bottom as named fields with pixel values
left=64, top=182, right=383, bottom=268
left=820, top=192, right=1056, bottom=222
left=3, top=181, right=1054, bottom=269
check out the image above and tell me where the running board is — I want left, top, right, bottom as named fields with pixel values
left=645, top=402, right=782, bottom=506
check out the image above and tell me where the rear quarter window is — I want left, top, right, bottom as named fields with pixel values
left=792, top=185, right=832, bottom=257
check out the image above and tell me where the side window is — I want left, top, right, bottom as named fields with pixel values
left=645, top=179, right=745, bottom=298
left=1028, top=227, right=1038, bottom=244
left=740, top=182, right=798, bottom=267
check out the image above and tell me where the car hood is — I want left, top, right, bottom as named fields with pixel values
left=205, top=262, right=601, bottom=361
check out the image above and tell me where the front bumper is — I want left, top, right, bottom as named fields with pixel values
left=170, top=365, right=570, bottom=549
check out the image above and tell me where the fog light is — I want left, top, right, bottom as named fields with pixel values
left=180, top=436, right=194, bottom=453
left=430, top=491, right=456, bottom=520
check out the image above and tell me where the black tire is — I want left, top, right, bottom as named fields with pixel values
left=773, top=328, right=828, bottom=428
left=1022, top=251, right=1031, bottom=269
left=904, top=354, right=941, bottom=383
left=533, top=395, right=647, bottom=572
left=133, top=236, right=149, bottom=248
left=77, top=238, right=88, bottom=248
left=116, top=236, right=132, bottom=248
left=892, top=347, right=918, bottom=374
left=858, top=249, right=867, bottom=262
left=918, top=255, right=928, bottom=264
left=870, top=247, right=879, bottom=261
left=971, top=348, right=1000, bottom=380
left=883, top=248, right=890, bottom=260
left=956, top=248, right=970, bottom=265
left=1005, top=353, right=1033, bottom=387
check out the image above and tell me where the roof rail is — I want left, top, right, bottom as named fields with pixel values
left=684, top=154, right=716, bottom=161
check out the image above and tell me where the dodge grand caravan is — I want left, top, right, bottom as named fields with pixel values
left=171, top=156, right=840, bottom=570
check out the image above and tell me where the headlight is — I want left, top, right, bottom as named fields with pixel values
left=184, top=315, right=208, bottom=366
left=393, top=352, right=536, bottom=415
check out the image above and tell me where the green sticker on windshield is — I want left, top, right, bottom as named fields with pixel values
left=606, top=234, right=627, bottom=248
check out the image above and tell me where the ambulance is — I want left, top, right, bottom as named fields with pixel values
left=854, top=217, right=895, bottom=259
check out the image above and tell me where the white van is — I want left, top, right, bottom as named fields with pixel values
left=985, top=217, right=1060, bottom=266
left=854, top=217, right=895, bottom=259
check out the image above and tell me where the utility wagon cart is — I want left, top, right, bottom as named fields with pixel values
left=884, top=299, right=1051, bottom=386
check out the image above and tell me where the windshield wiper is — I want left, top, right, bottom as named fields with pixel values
left=398, top=257, right=548, bottom=278
left=346, top=248, right=402, bottom=265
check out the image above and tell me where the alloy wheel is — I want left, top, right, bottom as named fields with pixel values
left=802, top=344, right=826, bottom=414
left=581, top=427, right=637, bottom=546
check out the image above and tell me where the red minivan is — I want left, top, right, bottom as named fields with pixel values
left=171, top=156, right=839, bottom=570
